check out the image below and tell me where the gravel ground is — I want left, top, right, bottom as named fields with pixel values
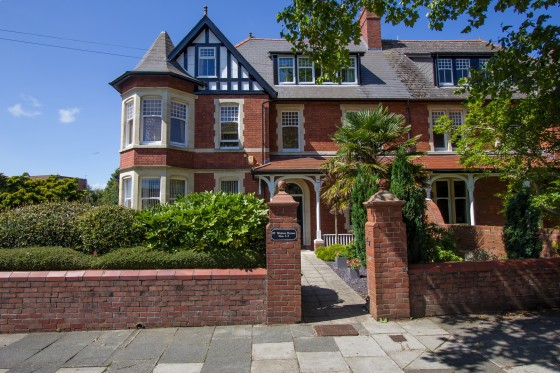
left=325, top=261, right=368, bottom=299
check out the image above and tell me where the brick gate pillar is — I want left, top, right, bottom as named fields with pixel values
left=266, top=180, right=302, bottom=324
left=364, top=180, right=410, bottom=320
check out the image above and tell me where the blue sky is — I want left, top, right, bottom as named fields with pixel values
left=1, top=0, right=558, bottom=189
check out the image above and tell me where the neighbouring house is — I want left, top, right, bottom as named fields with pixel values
left=29, top=175, right=88, bottom=191
left=110, top=8, right=507, bottom=249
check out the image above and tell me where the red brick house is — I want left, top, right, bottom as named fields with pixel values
left=111, top=9, right=506, bottom=249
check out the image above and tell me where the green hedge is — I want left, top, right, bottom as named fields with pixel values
left=138, top=192, right=268, bottom=253
left=0, top=246, right=265, bottom=271
left=0, top=247, right=93, bottom=271
left=77, top=205, right=145, bottom=255
left=0, top=202, right=90, bottom=248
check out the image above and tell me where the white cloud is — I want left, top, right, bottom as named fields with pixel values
left=7, top=95, right=42, bottom=118
left=7, top=103, right=41, bottom=117
left=59, top=108, right=81, bottom=123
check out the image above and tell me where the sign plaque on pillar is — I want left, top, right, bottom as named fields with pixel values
left=271, top=228, right=298, bottom=241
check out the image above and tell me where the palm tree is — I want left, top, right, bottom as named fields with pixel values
left=321, top=105, right=420, bottom=214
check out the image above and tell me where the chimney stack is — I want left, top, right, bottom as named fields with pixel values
left=358, top=8, right=382, bottom=49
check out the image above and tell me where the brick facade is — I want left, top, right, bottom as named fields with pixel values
left=409, top=258, right=560, bottom=317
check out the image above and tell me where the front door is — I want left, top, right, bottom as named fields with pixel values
left=286, top=183, right=305, bottom=246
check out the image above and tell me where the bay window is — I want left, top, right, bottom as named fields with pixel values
left=125, top=101, right=134, bottom=146
left=170, top=101, right=187, bottom=146
left=169, top=179, right=186, bottom=203
left=141, top=178, right=161, bottom=209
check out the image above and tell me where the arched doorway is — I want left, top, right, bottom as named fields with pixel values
left=285, top=182, right=306, bottom=247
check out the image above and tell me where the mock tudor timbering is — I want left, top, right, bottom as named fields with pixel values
left=111, top=9, right=504, bottom=246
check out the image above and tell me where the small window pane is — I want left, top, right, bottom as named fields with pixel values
left=455, top=198, right=467, bottom=224
left=142, top=100, right=161, bottom=116
left=123, top=178, right=132, bottom=208
left=341, top=58, right=356, bottom=83
left=436, top=180, right=449, bottom=198
left=432, top=111, right=446, bottom=150
left=143, top=117, right=162, bottom=142
left=169, top=179, right=186, bottom=203
left=454, top=180, right=466, bottom=198
left=283, top=127, right=299, bottom=149
left=221, top=180, right=239, bottom=193
left=436, top=198, right=450, bottom=224
left=141, top=178, right=160, bottom=209
left=125, top=102, right=134, bottom=146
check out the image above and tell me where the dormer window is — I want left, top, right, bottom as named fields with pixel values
left=278, top=57, right=295, bottom=84
left=297, top=57, right=314, bottom=84
left=341, top=57, right=357, bottom=84
left=436, top=57, right=491, bottom=86
left=198, top=47, right=216, bottom=77
left=456, top=59, right=471, bottom=80
left=437, top=58, right=453, bottom=86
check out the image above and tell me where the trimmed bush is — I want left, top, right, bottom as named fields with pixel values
left=0, top=246, right=264, bottom=271
left=0, top=247, right=93, bottom=271
left=315, top=244, right=351, bottom=261
left=0, top=202, right=90, bottom=248
left=96, top=246, right=265, bottom=270
left=77, top=205, right=145, bottom=255
left=137, top=192, right=268, bottom=253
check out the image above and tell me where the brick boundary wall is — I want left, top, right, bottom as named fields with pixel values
left=0, top=269, right=266, bottom=333
left=447, top=225, right=560, bottom=259
left=409, top=258, right=560, bottom=317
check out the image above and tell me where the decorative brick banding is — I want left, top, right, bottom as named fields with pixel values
left=0, top=269, right=266, bottom=333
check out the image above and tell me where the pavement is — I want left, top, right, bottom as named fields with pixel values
left=0, top=251, right=559, bottom=373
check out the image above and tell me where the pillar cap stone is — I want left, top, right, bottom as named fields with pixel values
left=268, top=180, right=299, bottom=206
left=363, top=179, right=404, bottom=206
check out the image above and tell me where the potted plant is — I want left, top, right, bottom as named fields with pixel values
left=346, top=258, right=361, bottom=279
left=335, top=252, right=348, bottom=269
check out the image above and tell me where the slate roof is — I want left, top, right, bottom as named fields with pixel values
left=382, top=40, right=496, bottom=100
left=236, top=38, right=412, bottom=100
left=110, top=32, right=203, bottom=88
left=236, top=37, right=498, bottom=101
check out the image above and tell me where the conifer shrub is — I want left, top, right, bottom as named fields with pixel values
left=0, top=202, right=90, bottom=248
left=503, top=187, right=542, bottom=259
left=389, top=150, right=429, bottom=264
left=77, top=205, right=145, bottom=255
left=350, top=166, right=378, bottom=265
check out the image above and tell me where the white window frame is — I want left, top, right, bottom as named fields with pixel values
left=456, top=58, right=471, bottom=81
left=198, top=47, right=216, bottom=78
left=168, top=178, right=186, bottom=203
left=341, top=56, right=357, bottom=84
left=219, top=105, right=240, bottom=149
left=140, top=177, right=161, bottom=209
left=170, top=101, right=187, bottom=147
left=437, top=58, right=454, bottom=86
left=479, top=58, right=489, bottom=70
left=280, top=111, right=301, bottom=152
left=276, top=104, right=305, bottom=152
left=122, top=177, right=132, bottom=208
left=278, top=56, right=295, bottom=84
left=125, top=100, right=134, bottom=147
left=297, top=57, right=315, bottom=84
left=214, top=99, right=244, bottom=150
left=141, top=98, right=162, bottom=144
left=429, top=107, right=465, bottom=152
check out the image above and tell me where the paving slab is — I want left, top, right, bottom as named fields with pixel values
left=105, top=359, right=156, bottom=373
left=345, top=356, right=403, bottom=373
left=212, top=325, right=252, bottom=339
left=55, top=368, right=107, bottom=373
left=250, top=359, right=299, bottom=373
left=158, top=327, right=213, bottom=364
left=252, top=342, right=296, bottom=360
left=361, top=320, right=407, bottom=335
left=294, top=337, right=339, bottom=352
left=153, top=363, right=203, bottom=373
left=202, top=338, right=251, bottom=373
left=289, top=324, right=316, bottom=338
left=399, top=319, right=451, bottom=336
left=0, top=333, right=27, bottom=348
left=388, top=350, right=424, bottom=370
left=415, top=334, right=452, bottom=351
left=334, top=336, right=386, bottom=357
left=63, top=346, right=116, bottom=367
left=372, top=333, right=426, bottom=353
left=296, top=351, right=350, bottom=373
left=252, top=325, right=292, bottom=343
left=109, top=328, right=175, bottom=362
left=505, top=363, right=560, bottom=372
